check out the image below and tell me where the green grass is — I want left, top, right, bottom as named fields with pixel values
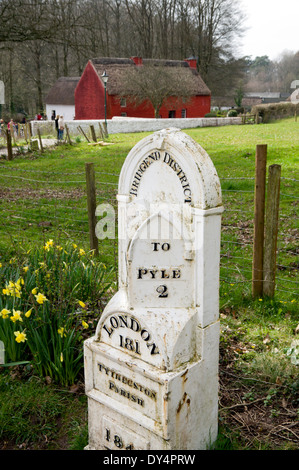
left=0, top=370, right=88, bottom=450
left=0, top=118, right=298, bottom=450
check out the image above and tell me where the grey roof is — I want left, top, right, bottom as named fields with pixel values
left=89, top=57, right=211, bottom=96
left=45, top=77, right=80, bottom=105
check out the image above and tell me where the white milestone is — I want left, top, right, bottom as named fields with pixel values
left=84, top=128, right=223, bottom=450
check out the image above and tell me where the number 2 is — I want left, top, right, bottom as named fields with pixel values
left=156, top=285, right=168, bottom=297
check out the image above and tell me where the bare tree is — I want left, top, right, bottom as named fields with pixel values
left=124, top=0, right=155, bottom=57
left=121, top=61, right=194, bottom=117
left=189, top=0, right=245, bottom=79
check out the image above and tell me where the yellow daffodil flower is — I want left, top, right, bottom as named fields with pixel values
left=23, top=266, right=29, bottom=273
left=3, top=280, right=22, bottom=298
left=44, top=239, right=54, bottom=251
left=25, top=309, right=32, bottom=318
left=82, top=320, right=89, bottom=329
left=0, top=308, right=10, bottom=319
left=32, top=287, right=38, bottom=295
left=35, top=292, right=48, bottom=304
left=10, top=309, right=23, bottom=323
left=60, top=352, right=64, bottom=362
left=58, top=327, right=66, bottom=338
left=79, top=249, right=85, bottom=256
left=78, top=300, right=86, bottom=309
left=14, top=331, right=27, bottom=343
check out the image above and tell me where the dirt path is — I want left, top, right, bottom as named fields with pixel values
left=0, top=138, right=58, bottom=157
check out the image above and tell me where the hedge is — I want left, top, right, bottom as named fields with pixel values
left=252, top=102, right=299, bottom=123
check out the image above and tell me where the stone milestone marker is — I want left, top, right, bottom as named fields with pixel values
left=84, top=128, right=223, bottom=450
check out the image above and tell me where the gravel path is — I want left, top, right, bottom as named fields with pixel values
left=0, top=138, right=58, bottom=157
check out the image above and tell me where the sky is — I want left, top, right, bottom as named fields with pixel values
left=239, top=0, right=299, bottom=60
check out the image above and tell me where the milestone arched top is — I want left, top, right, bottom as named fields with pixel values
left=118, top=128, right=222, bottom=210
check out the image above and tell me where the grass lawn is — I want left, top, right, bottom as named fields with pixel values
left=0, top=118, right=298, bottom=450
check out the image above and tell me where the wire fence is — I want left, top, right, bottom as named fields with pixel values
left=0, top=165, right=298, bottom=302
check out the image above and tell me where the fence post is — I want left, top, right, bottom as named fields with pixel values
left=102, top=122, right=108, bottom=138
left=90, top=125, right=97, bottom=142
left=6, top=129, right=12, bottom=161
left=65, top=124, right=72, bottom=145
left=85, top=162, right=99, bottom=256
left=78, top=125, right=90, bottom=142
left=252, top=144, right=267, bottom=298
left=37, top=128, right=43, bottom=153
left=98, top=123, right=104, bottom=139
left=263, top=164, right=281, bottom=297
left=27, top=122, right=32, bottom=139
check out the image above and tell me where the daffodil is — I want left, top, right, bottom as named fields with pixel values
left=14, top=331, right=27, bottom=343
left=58, top=327, right=66, bottom=338
left=44, top=239, right=54, bottom=251
left=60, top=352, right=64, bottom=362
left=0, top=263, right=2, bottom=268
left=0, top=308, right=10, bottom=319
left=32, top=287, right=38, bottom=295
left=23, top=266, right=29, bottom=273
left=35, top=292, right=48, bottom=304
left=25, top=309, right=32, bottom=318
left=72, top=243, right=77, bottom=249
left=78, top=300, right=86, bottom=309
left=79, top=248, right=85, bottom=256
left=82, top=320, right=89, bottom=329
left=4, top=280, right=22, bottom=298
left=10, top=309, right=23, bottom=323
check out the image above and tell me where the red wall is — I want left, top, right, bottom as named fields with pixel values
left=111, top=95, right=211, bottom=119
left=75, top=61, right=211, bottom=120
left=75, top=61, right=105, bottom=120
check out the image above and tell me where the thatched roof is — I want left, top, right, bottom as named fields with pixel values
left=45, top=77, right=80, bottom=105
left=89, top=57, right=211, bottom=96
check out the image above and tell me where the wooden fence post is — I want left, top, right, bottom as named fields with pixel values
left=252, top=144, right=267, bottom=298
left=78, top=125, right=90, bottom=142
left=263, top=164, right=281, bottom=297
left=98, top=123, right=104, bottom=139
left=6, top=129, right=12, bottom=161
left=102, top=122, right=108, bottom=138
left=37, top=128, right=43, bottom=153
left=24, top=124, right=28, bottom=143
left=27, top=122, right=32, bottom=139
left=65, top=124, right=72, bottom=145
left=85, top=162, right=99, bottom=256
left=90, top=125, right=97, bottom=142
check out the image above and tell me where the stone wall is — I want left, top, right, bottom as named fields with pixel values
left=31, top=116, right=242, bottom=137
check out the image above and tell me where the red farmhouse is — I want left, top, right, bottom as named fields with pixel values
left=75, top=57, right=211, bottom=120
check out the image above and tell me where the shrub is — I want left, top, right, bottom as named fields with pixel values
left=252, top=102, right=299, bottom=123
left=227, top=109, right=238, bottom=117
left=204, top=112, right=217, bottom=118
left=0, top=240, right=115, bottom=385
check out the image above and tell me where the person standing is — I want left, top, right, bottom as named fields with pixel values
left=55, top=114, right=60, bottom=140
left=58, top=115, right=64, bottom=140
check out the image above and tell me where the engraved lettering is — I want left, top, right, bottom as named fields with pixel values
left=129, top=151, right=191, bottom=203
left=101, top=315, right=160, bottom=356
left=98, top=363, right=157, bottom=401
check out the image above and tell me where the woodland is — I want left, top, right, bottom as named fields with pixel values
left=0, top=0, right=298, bottom=117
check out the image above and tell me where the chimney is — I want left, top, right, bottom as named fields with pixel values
left=184, top=58, right=197, bottom=70
left=131, top=56, right=143, bottom=66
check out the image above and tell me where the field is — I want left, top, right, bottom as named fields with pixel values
left=0, top=118, right=298, bottom=450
